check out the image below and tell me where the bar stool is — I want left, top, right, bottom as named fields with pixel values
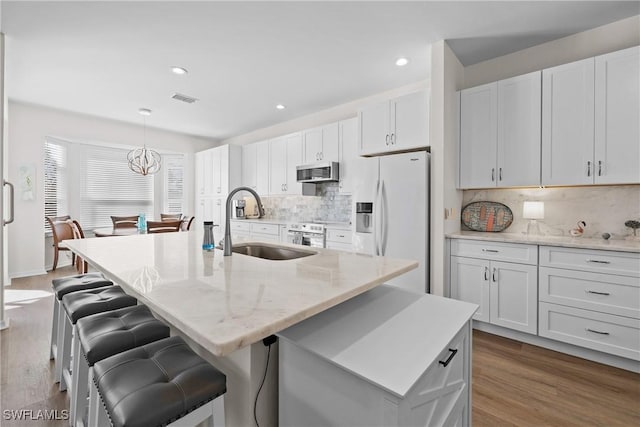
left=51, top=273, right=113, bottom=379
left=71, top=305, right=170, bottom=427
left=93, top=336, right=226, bottom=427
left=58, top=285, right=137, bottom=393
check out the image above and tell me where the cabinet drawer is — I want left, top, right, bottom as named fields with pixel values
left=539, top=302, right=640, bottom=361
left=326, top=241, right=353, bottom=252
left=326, top=229, right=352, bottom=244
left=230, top=221, right=251, bottom=232
left=540, top=267, right=640, bottom=319
left=540, top=246, right=640, bottom=277
left=250, top=223, right=280, bottom=236
left=450, top=239, right=537, bottom=265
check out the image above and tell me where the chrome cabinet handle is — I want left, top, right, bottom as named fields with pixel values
left=586, top=259, right=611, bottom=264
left=482, top=249, right=499, bottom=253
left=391, top=133, right=395, bottom=145
left=492, top=268, right=497, bottom=282
left=320, top=152, right=323, bottom=160
left=586, top=290, right=610, bottom=296
left=336, top=234, right=345, bottom=238
left=587, top=161, right=591, bottom=177
left=585, top=328, right=609, bottom=335
left=499, top=168, right=502, bottom=181
left=598, top=160, right=602, bottom=176
left=3, top=180, right=15, bottom=225
left=483, top=266, right=489, bottom=281
left=385, top=134, right=390, bottom=146
left=285, top=184, right=288, bottom=191
left=491, top=168, right=495, bottom=181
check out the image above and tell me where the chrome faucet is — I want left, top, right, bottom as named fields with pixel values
left=224, top=186, right=265, bottom=256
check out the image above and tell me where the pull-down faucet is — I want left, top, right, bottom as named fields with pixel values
left=224, top=187, right=265, bottom=256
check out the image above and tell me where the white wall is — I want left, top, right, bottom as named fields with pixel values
left=429, top=41, right=464, bottom=296
left=7, top=101, right=216, bottom=277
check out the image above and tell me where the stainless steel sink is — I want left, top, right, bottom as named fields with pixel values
left=231, top=243, right=317, bottom=260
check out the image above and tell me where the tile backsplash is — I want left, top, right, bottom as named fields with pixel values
left=260, top=182, right=352, bottom=223
left=463, top=185, right=640, bottom=240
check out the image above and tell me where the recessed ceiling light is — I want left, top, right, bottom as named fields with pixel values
left=171, top=66, right=188, bottom=75
left=276, top=104, right=286, bottom=110
left=395, top=57, right=409, bottom=67
left=138, top=108, right=152, bottom=116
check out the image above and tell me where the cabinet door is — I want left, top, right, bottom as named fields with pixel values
left=359, top=101, right=390, bottom=156
left=201, top=150, right=214, bottom=197
left=285, top=133, right=303, bottom=195
left=451, top=256, right=490, bottom=322
left=212, top=197, right=225, bottom=239
left=303, top=128, right=323, bottom=164
left=490, top=261, right=538, bottom=334
left=197, top=197, right=214, bottom=222
left=195, top=151, right=206, bottom=197
left=338, top=118, right=358, bottom=194
left=269, top=137, right=287, bottom=195
left=459, top=82, right=498, bottom=189
left=321, top=122, right=340, bottom=162
left=542, top=58, right=595, bottom=185
left=392, top=91, right=429, bottom=151
left=255, top=140, right=270, bottom=196
left=242, top=143, right=257, bottom=190
left=211, top=147, right=222, bottom=195
left=595, top=46, right=640, bottom=184
left=497, top=71, right=541, bottom=187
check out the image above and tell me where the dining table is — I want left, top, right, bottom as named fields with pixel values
left=92, top=227, right=141, bottom=237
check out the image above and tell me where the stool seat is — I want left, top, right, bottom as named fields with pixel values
left=94, top=336, right=226, bottom=427
left=62, top=285, right=137, bottom=325
left=52, top=272, right=113, bottom=300
left=77, top=305, right=170, bottom=366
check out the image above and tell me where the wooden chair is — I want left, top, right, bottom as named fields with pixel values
left=160, top=213, right=182, bottom=221
left=180, top=216, right=195, bottom=231
left=110, top=215, right=139, bottom=229
left=69, top=220, right=88, bottom=274
left=146, top=220, right=181, bottom=233
left=46, top=216, right=75, bottom=271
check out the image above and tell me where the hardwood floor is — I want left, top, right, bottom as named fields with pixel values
left=1, top=269, right=639, bottom=426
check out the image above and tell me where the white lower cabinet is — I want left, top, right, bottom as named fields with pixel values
left=229, top=220, right=282, bottom=243
left=325, top=227, right=353, bottom=252
left=451, top=241, right=538, bottom=335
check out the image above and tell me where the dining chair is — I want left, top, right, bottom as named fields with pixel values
left=110, top=215, right=139, bottom=229
left=46, top=216, right=75, bottom=271
left=147, top=220, right=182, bottom=233
left=160, top=213, right=183, bottom=221
left=69, top=220, right=88, bottom=274
left=181, top=216, right=195, bottom=231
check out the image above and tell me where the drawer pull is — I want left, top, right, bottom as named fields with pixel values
left=438, top=348, right=458, bottom=367
left=483, top=266, right=489, bottom=281
left=585, top=328, right=610, bottom=336
left=492, top=267, right=497, bottom=282
left=586, top=259, right=611, bottom=264
left=482, top=249, right=499, bottom=253
left=336, top=234, right=345, bottom=238
left=586, top=290, right=610, bottom=296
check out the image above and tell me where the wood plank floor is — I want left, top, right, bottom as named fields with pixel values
left=1, top=268, right=639, bottom=426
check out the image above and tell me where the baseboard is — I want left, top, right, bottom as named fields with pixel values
left=473, top=321, right=640, bottom=373
left=9, top=269, right=48, bottom=279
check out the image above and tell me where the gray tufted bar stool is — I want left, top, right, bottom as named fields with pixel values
left=59, top=286, right=137, bottom=394
left=51, top=273, right=113, bottom=376
left=70, top=305, right=171, bottom=427
left=93, top=336, right=227, bottom=427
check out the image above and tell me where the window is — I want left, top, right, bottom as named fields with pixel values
left=43, top=138, right=185, bottom=231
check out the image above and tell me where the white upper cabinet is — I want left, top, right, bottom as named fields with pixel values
left=459, top=72, right=541, bottom=189
left=459, top=82, right=498, bottom=188
left=255, top=140, right=270, bottom=196
left=241, top=143, right=257, bottom=190
left=359, top=91, right=429, bottom=156
left=542, top=57, right=595, bottom=186
left=338, top=117, right=358, bottom=194
left=497, top=72, right=542, bottom=187
left=594, top=46, right=640, bottom=185
left=270, top=133, right=302, bottom=195
left=303, top=122, right=339, bottom=164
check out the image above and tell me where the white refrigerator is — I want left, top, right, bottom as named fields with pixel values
left=353, top=151, right=429, bottom=294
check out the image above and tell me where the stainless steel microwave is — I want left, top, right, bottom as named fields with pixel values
left=296, top=161, right=339, bottom=183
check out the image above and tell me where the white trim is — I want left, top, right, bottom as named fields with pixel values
left=10, top=269, right=48, bottom=279
left=45, top=135, right=184, bottom=155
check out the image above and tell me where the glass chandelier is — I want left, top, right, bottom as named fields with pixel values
left=128, top=108, right=161, bottom=176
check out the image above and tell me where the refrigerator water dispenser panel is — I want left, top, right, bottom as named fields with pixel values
left=356, top=202, right=373, bottom=233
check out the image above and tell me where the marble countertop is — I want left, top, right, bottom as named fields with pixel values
left=64, top=232, right=417, bottom=356
left=447, top=231, right=640, bottom=253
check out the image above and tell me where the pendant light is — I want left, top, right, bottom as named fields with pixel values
left=128, top=108, right=161, bottom=176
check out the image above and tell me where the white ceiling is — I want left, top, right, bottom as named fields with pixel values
left=2, top=1, right=638, bottom=141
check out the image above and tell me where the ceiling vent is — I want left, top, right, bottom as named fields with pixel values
left=171, top=93, right=198, bottom=104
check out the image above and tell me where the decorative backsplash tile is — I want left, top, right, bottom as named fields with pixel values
left=261, top=182, right=352, bottom=223
left=463, top=185, right=640, bottom=240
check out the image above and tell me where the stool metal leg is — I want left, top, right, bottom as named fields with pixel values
left=213, top=395, right=225, bottom=427
left=71, top=327, right=88, bottom=427
left=50, top=298, right=59, bottom=360
left=55, top=306, right=70, bottom=385
left=59, top=314, right=73, bottom=392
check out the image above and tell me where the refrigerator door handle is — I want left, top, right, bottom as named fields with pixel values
left=374, top=180, right=381, bottom=255
left=3, top=180, right=15, bottom=226
left=381, top=181, right=388, bottom=256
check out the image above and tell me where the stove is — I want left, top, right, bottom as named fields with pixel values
left=286, top=223, right=326, bottom=248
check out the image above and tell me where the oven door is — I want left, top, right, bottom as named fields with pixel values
left=302, top=232, right=325, bottom=248
left=287, top=230, right=303, bottom=245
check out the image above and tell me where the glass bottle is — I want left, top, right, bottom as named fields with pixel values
left=202, top=221, right=215, bottom=251
left=138, top=213, right=147, bottom=233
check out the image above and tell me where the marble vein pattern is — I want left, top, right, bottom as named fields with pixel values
left=64, top=232, right=418, bottom=356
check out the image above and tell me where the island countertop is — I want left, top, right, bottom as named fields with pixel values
left=64, top=232, right=418, bottom=357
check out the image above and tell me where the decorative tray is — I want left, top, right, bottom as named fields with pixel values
left=461, top=201, right=513, bottom=232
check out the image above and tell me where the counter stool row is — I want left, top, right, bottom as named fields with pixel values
left=50, top=272, right=226, bottom=427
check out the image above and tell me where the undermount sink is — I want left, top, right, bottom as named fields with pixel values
left=231, top=243, right=317, bottom=260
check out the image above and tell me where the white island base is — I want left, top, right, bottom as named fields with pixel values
left=278, top=286, right=478, bottom=426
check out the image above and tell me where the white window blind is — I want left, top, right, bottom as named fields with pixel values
left=44, top=139, right=69, bottom=231
left=163, top=154, right=185, bottom=215
left=79, top=144, right=154, bottom=228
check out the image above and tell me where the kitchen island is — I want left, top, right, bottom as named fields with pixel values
left=64, top=231, right=419, bottom=426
